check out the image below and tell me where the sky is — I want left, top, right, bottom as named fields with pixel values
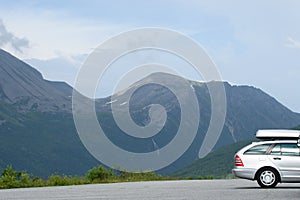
left=0, top=0, right=299, bottom=112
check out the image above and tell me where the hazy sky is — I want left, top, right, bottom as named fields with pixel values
left=0, top=0, right=299, bottom=112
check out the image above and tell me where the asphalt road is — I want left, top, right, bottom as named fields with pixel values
left=0, top=179, right=299, bottom=200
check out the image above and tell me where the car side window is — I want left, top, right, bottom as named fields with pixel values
left=281, top=144, right=300, bottom=156
left=270, top=144, right=281, bottom=155
left=270, top=143, right=300, bottom=156
left=244, top=144, right=272, bottom=155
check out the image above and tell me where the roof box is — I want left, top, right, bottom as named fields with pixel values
left=256, top=129, right=300, bottom=140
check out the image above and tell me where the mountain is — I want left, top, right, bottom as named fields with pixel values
left=1, top=49, right=300, bottom=177
left=95, top=74, right=300, bottom=174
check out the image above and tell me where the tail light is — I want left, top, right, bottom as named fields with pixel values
left=235, top=155, right=244, bottom=167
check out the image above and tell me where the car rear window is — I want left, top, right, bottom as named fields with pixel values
left=244, top=144, right=272, bottom=155
left=270, top=143, right=300, bottom=156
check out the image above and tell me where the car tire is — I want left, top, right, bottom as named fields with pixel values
left=257, top=168, right=279, bottom=188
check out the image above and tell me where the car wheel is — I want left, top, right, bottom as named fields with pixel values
left=257, top=168, right=279, bottom=188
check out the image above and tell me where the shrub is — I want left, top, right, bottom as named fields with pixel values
left=86, top=165, right=114, bottom=182
left=1, top=165, right=21, bottom=180
left=204, top=175, right=214, bottom=180
left=0, top=165, right=21, bottom=188
left=118, top=170, right=162, bottom=181
left=32, top=177, right=45, bottom=187
left=20, top=173, right=31, bottom=186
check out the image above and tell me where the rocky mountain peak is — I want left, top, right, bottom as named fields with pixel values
left=0, top=49, right=72, bottom=112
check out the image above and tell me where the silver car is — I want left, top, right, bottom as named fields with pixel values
left=232, top=130, right=300, bottom=188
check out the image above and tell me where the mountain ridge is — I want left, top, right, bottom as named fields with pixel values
left=0, top=49, right=72, bottom=112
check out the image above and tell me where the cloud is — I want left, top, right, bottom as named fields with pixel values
left=0, top=19, right=29, bottom=53
left=0, top=8, right=131, bottom=60
left=285, top=37, right=300, bottom=49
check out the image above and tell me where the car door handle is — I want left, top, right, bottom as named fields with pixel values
left=273, top=157, right=281, bottom=160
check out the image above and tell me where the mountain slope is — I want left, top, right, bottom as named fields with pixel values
left=171, top=140, right=253, bottom=178
left=224, top=84, right=300, bottom=143
left=0, top=49, right=72, bottom=112
left=0, top=112, right=99, bottom=178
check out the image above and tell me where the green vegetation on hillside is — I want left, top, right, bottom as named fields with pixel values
left=292, top=125, right=300, bottom=130
left=172, top=140, right=254, bottom=179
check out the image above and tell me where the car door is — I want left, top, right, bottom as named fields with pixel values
left=268, top=143, right=300, bottom=182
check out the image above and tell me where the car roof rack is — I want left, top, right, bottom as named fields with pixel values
left=256, top=129, right=300, bottom=140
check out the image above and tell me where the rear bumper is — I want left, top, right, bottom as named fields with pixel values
left=232, top=168, right=256, bottom=180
